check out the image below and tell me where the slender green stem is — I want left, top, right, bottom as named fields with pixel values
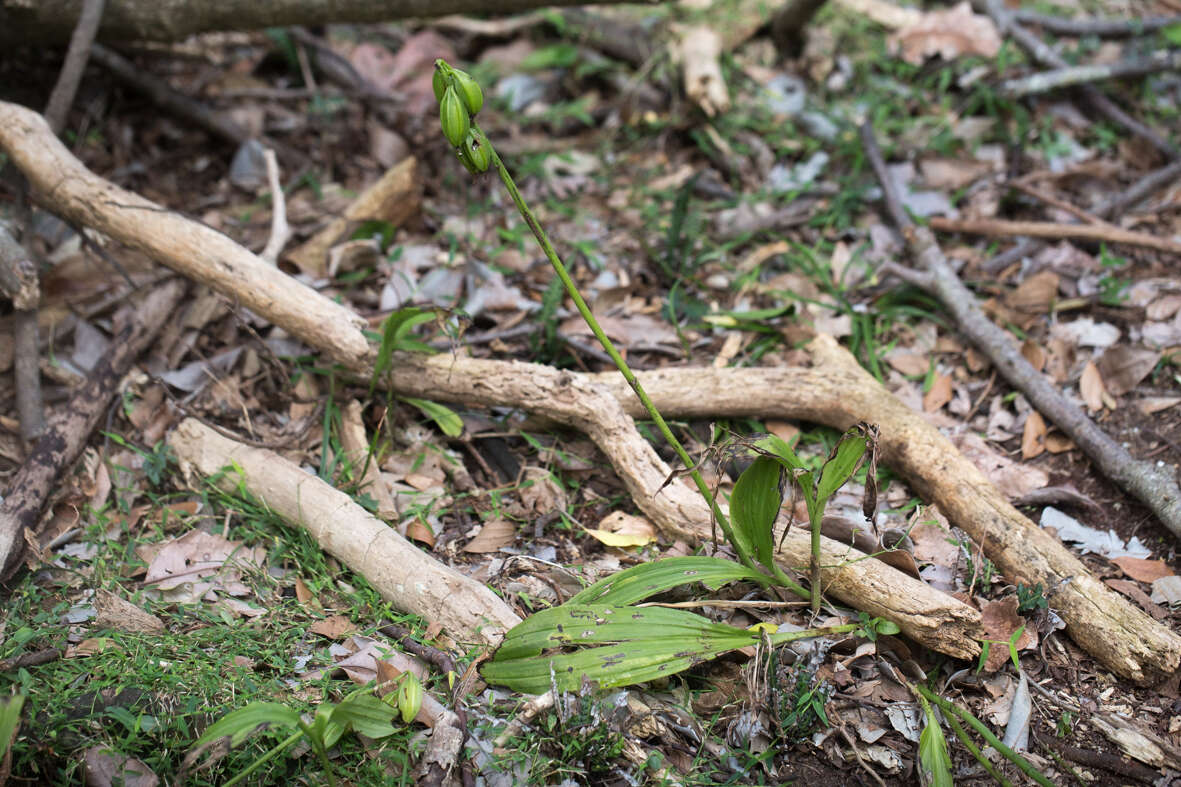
left=943, top=709, right=1013, bottom=787
left=478, top=123, right=807, bottom=599
left=810, top=514, right=821, bottom=615
left=916, top=684, right=1054, bottom=787
left=223, top=730, right=304, bottom=787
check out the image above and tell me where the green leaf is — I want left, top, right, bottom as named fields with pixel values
left=918, top=701, right=954, bottom=787
left=754, top=434, right=805, bottom=472
left=730, top=456, right=785, bottom=569
left=309, top=702, right=347, bottom=750
left=566, top=556, right=764, bottom=606
left=816, top=431, right=868, bottom=504
left=331, top=695, right=399, bottom=740
left=371, top=308, right=437, bottom=394
left=195, top=702, right=303, bottom=747
left=0, top=694, right=24, bottom=758
left=483, top=604, right=760, bottom=692
left=401, top=397, right=463, bottom=437
left=1162, top=22, right=1181, bottom=46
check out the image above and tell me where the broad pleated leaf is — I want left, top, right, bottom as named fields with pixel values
left=567, top=556, right=764, bottom=606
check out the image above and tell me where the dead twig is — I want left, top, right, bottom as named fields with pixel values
left=258, top=148, right=290, bottom=264
left=1013, top=10, right=1181, bottom=39
left=927, top=215, right=1181, bottom=257
left=1000, top=50, right=1181, bottom=99
left=44, top=0, right=105, bottom=134
left=0, top=278, right=186, bottom=578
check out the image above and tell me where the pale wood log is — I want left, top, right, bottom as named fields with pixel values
left=169, top=418, right=521, bottom=646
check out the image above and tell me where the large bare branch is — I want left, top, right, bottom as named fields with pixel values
left=0, top=0, right=651, bottom=46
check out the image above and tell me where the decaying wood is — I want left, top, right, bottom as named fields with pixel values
left=0, top=279, right=186, bottom=578
left=0, top=0, right=639, bottom=45
left=0, top=228, right=43, bottom=442
left=168, top=417, right=521, bottom=647
left=928, top=216, right=1181, bottom=257
left=2, top=98, right=1176, bottom=684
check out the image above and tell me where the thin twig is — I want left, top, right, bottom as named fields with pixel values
left=1014, top=10, right=1181, bottom=39
left=1001, top=50, right=1181, bottom=99
left=259, top=148, right=290, bottom=264
left=861, top=120, right=1181, bottom=542
left=928, top=216, right=1181, bottom=256
left=44, top=0, right=106, bottom=135
left=1009, top=181, right=1113, bottom=227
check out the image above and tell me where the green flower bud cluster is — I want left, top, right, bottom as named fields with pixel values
left=433, top=60, right=490, bottom=174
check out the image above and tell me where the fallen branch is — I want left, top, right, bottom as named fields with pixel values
left=168, top=417, right=522, bottom=647
left=3, top=97, right=1176, bottom=683
left=927, top=216, right=1181, bottom=257
left=859, top=120, right=1181, bottom=684
left=1000, top=50, right=1181, bottom=99
left=0, top=228, right=44, bottom=442
left=0, top=0, right=641, bottom=46
left=1013, top=10, right=1181, bottom=39
left=43, top=0, right=105, bottom=134
left=0, top=278, right=186, bottom=578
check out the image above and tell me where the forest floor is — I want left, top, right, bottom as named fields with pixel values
left=2, top=0, right=1181, bottom=784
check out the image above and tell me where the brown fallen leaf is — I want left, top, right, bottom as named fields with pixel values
left=886, top=351, right=929, bottom=377
left=585, top=511, right=658, bottom=548
left=1021, top=410, right=1046, bottom=460
left=1112, top=556, right=1175, bottom=584
left=1138, top=396, right=1181, bottom=415
left=1043, top=432, right=1075, bottom=454
left=84, top=747, right=159, bottom=787
left=310, top=614, right=357, bottom=640
left=979, top=595, right=1038, bottom=672
left=93, top=590, right=165, bottom=635
left=463, top=517, right=517, bottom=553
left=1006, top=270, right=1060, bottom=314
left=1096, top=346, right=1160, bottom=396
left=1080, top=361, right=1106, bottom=412
left=922, top=372, right=953, bottom=412
left=889, top=1, right=1002, bottom=65
left=1020, top=340, right=1046, bottom=372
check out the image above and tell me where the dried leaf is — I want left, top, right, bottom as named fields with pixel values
left=1096, top=346, right=1160, bottom=397
left=1043, top=432, right=1075, bottom=453
left=93, top=590, right=165, bottom=635
left=886, top=352, right=929, bottom=376
left=1021, top=411, right=1046, bottom=460
left=889, top=1, right=1002, bottom=65
left=584, top=511, right=657, bottom=548
left=1006, top=270, right=1059, bottom=314
left=84, top=747, right=159, bottom=787
left=463, top=517, right=517, bottom=553
left=1112, top=557, right=1175, bottom=584
left=1138, top=397, right=1181, bottom=414
left=1019, top=340, right=1046, bottom=372
left=922, top=373, right=953, bottom=412
left=310, top=614, right=358, bottom=640
left=1080, top=361, right=1107, bottom=411
left=979, top=596, right=1038, bottom=672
